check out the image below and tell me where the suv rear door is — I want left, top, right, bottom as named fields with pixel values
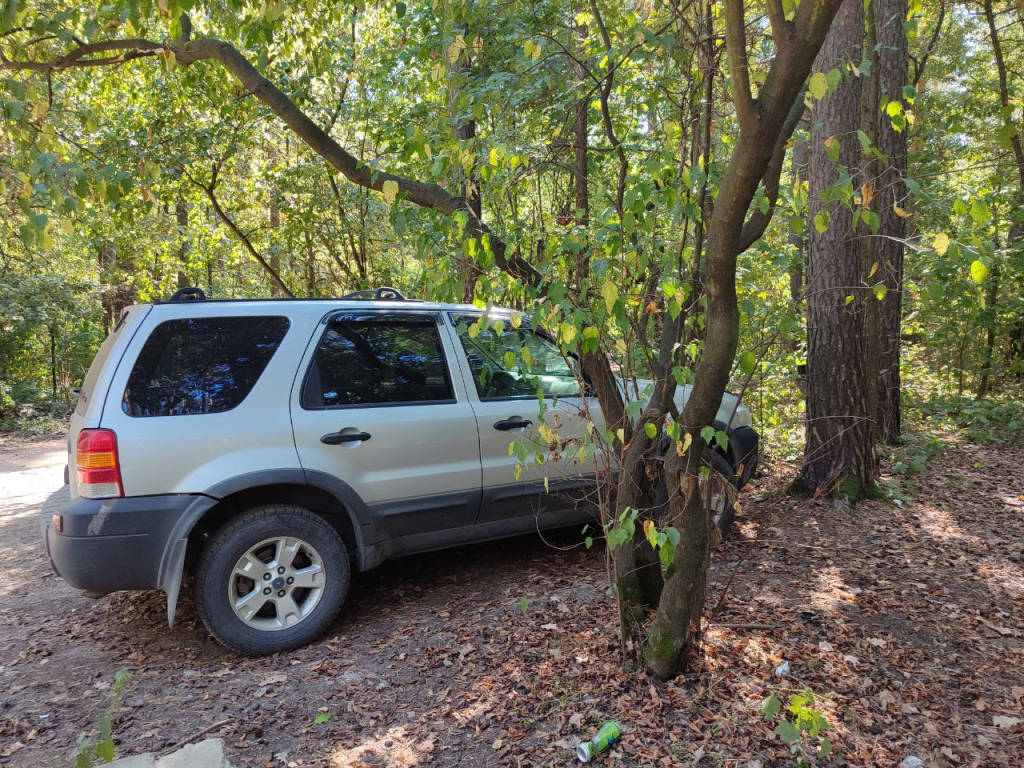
left=290, top=310, right=482, bottom=540
left=443, top=313, right=605, bottom=524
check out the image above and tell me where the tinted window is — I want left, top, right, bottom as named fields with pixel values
left=302, top=315, right=453, bottom=408
left=453, top=316, right=580, bottom=399
left=122, top=317, right=290, bottom=417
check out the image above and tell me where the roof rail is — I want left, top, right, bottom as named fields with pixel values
left=342, top=287, right=408, bottom=301
left=168, top=287, right=207, bottom=302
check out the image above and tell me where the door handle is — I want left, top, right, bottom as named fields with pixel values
left=493, top=418, right=532, bottom=431
left=321, top=431, right=372, bottom=445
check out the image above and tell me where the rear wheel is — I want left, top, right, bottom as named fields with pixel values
left=195, top=505, right=349, bottom=655
left=704, top=451, right=741, bottom=534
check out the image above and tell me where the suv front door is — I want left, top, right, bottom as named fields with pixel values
left=444, top=313, right=605, bottom=524
left=291, top=311, right=482, bottom=540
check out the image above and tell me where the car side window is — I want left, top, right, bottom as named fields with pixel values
left=302, top=314, right=454, bottom=409
left=122, top=316, right=290, bottom=417
left=453, top=316, right=581, bottom=400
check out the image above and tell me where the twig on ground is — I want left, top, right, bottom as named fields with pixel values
left=157, top=720, right=231, bottom=756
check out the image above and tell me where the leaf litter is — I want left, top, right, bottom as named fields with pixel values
left=0, top=433, right=1021, bottom=766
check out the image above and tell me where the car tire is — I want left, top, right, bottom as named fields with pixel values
left=195, top=505, right=349, bottom=655
left=706, top=451, right=741, bottom=534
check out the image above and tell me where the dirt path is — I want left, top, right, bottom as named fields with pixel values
left=0, top=432, right=1021, bottom=767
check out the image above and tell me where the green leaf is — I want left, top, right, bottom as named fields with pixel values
left=314, top=712, right=332, bottom=725
left=819, top=739, right=833, bottom=758
left=644, top=422, right=658, bottom=438
left=873, top=283, right=888, bottom=301
left=814, top=210, right=831, bottom=233
left=970, top=260, right=990, bottom=283
left=395, top=1, right=406, bottom=17
left=519, top=596, right=529, bottom=615
left=970, top=198, right=992, bottom=225
left=760, top=695, right=782, bottom=719
left=775, top=721, right=801, bottom=743
left=739, top=351, right=756, bottom=376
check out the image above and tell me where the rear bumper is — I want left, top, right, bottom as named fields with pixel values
left=42, top=492, right=207, bottom=594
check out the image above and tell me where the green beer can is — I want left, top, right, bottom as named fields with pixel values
left=575, top=721, right=621, bottom=763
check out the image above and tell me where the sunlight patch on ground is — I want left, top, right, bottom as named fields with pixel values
left=329, top=724, right=437, bottom=767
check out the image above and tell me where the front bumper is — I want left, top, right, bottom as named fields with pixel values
left=42, top=492, right=207, bottom=594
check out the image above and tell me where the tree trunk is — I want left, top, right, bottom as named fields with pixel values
left=447, top=22, right=480, bottom=303
left=798, top=0, right=878, bottom=499
left=976, top=264, right=1000, bottom=400
left=176, top=199, right=190, bottom=289
left=875, top=0, right=908, bottom=443
left=788, top=111, right=809, bottom=307
left=861, top=6, right=881, bottom=446
left=644, top=0, right=846, bottom=679
left=269, top=197, right=284, bottom=298
left=572, top=20, right=590, bottom=287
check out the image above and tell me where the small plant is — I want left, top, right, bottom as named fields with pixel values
left=759, top=689, right=833, bottom=766
left=73, top=669, right=132, bottom=766
left=313, top=711, right=332, bottom=725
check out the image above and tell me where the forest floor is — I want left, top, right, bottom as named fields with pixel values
left=0, top=425, right=1021, bottom=768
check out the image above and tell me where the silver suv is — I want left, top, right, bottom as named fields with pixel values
left=42, top=287, right=758, bottom=654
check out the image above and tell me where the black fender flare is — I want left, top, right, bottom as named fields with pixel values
left=158, top=468, right=376, bottom=627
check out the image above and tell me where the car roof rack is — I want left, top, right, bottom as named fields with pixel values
left=168, top=287, right=207, bottom=302
left=160, top=285, right=416, bottom=304
left=342, top=287, right=409, bottom=301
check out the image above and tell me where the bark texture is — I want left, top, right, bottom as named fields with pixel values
left=875, top=0, right=908, bottom=442
left=799, top=0, right=878, bottom=497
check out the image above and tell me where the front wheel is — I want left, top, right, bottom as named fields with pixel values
left=195, top=505, right=349, bottom=655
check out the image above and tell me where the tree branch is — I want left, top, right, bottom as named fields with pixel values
left=724, top=0, right=757, bottom=132
left=765, top=0, right=791, bottom=44
left=736, top=94, right=806, bottom=252
left=183, top=166, right=295, bottom=298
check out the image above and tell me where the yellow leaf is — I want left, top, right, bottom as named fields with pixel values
left=539, top=423, right=555, bottom=443
left=675, top=432, right=692, bottom=457
left=893, top=201, right=912, bottom=218
left=431, top=62, right=445, bottom=82
left=509, top=312, right=523, bottom=329
left=381, top=179, right=399, bottom=203
left=423, top=142, right=432, bottom=159
left=933, top=232, right=949, bottom=256
left=163, top=49, right=176, bottom=72
left=860, top=182, right=874, bottom=207
left=560, top=322, right=577, bottom=344
left=643, top=519, right=655, bottom=540
left=868, top=261, right=878, bottom=278
left=448, top=34, right=466, bottom=64
left=532, top=41, right=542, bottom=61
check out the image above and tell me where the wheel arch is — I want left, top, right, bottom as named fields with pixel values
left=160, top=469, right=375, bottom=626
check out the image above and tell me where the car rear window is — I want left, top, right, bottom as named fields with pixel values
left=302, top=314, right=453, bottom=408
left=122, top=316, right=290, bottom=417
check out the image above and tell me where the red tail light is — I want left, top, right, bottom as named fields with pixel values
left=76, top=429, right=123, bottom=499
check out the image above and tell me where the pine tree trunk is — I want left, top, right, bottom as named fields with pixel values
left=875, top=0, right=908, bottom=443
left=799, top=0, right=878, bottom=499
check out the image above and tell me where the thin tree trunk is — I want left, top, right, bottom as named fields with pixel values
left=176, top=198, right=190, bottom=289
left=861, top=5, right=881, bottom=446
left=976, top=263, right=1000, bottom=400
left=798, top=0, right=877, bottom=499
left=875, top=0, right=909, bottom=443
left=269, top=197, right=284, bottom=298
left=788, top=111, right=809, bottom=307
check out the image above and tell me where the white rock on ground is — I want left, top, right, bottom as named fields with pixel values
left=109, top=739, right=233, bottom=768
left=899, top=757, right=925, bottom=768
